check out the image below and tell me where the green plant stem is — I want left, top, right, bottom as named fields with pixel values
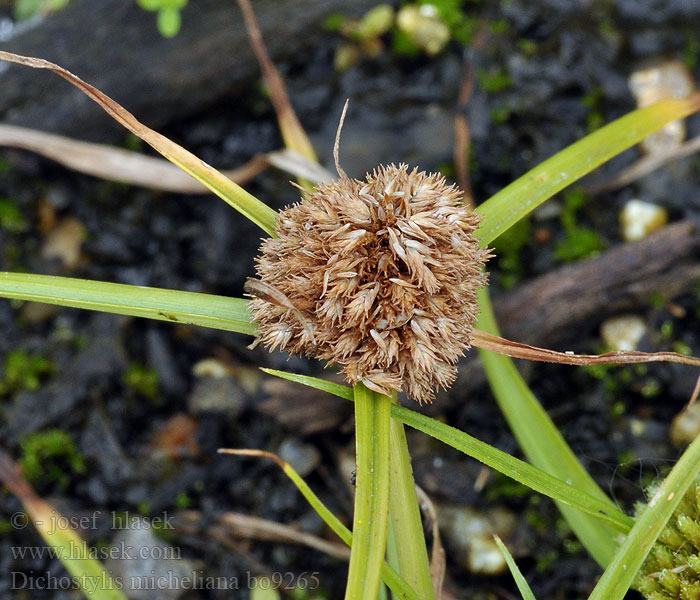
left=345, top=383, right=392, bottom=600
left=220, top=449, right=419, bottom=600
left=588, top=432, right=700, bottom=599
left=476, top=286, right=619, bottom=567
left=388, top=411, right=435, bottom=599
left=261, top=368, right=633, bottom=534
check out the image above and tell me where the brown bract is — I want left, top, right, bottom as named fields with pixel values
left=247, top=164, right=491, bottom=403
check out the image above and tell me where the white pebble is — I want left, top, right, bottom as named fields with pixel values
left=619, top=199, right=667, bottom=242
left=600, top=315, right=647, bottom=351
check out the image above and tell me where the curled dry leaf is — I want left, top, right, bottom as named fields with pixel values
left=0, top=50, right=278, bottom=235
left=472, top=329, right=700, bottom=368
left=0, top=124, right=268, bottom=193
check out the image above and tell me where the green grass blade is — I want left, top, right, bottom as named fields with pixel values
left=476, top=287, right=619, bottom=566
left=0, top=453, right=126, bottom=600
left=388, top=414, right=435, bottom=599
left=260, top=369, right=633, bottom=534
left=345, top=383, right=392, bottom=600
left=218, top=449, right=420, bottom=600
left=588, top=433, right=700, bottom=600
left=475, top=94, right=700, bottom=245
left=494, top=534, right=536, bottom=600
left=0, top=272, right=256, bottom=335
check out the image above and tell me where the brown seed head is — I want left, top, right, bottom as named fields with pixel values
left=248, top=164, right=491, bottom=403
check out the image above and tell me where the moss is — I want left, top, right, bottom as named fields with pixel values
left=682, top=29, right=700, bottom=70
left=517, top=38, right=537, bottom=55
left=660, top=320, right=674, bottom=341
left=13, top=0, right=70, bottom=21
left=490, top=104, right=511, bottom=125
left=554, top=188, right=606, bottom=262
left=0, top=350, right=54, bottom=395
left=19, top=429, right=85, bottom=489
left=672, top=341, right=692, bottom=356
left=485, top=471, right=532, bottom=500
left=0, top=197, right=29, bottom=233
left=640, top=379, right=661, bottom=398
left=491, top=216, right=531, bottom=289
left=581, top=86, right=604, bottom=133
left=123, top=363, right=159, bottom=401
left=477, top=66, right=512, bottom=93
left=175, top=490, right=191, bottom=509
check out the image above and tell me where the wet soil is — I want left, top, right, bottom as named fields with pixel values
left=2, top=1, right=700, bottom=599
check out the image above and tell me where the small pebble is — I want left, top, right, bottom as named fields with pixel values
left=277, top=438, right=321, bottom=477
left=187, top=377, right=245, bottom=417
left=619, top=199, right=667, bottom=241
left=41, top=216, right=86, bottom=269
left=670, top=403, right=700, bottom=448
left=629, top=61, right=695, bottom=154
left=396, top=5, right=450, bottom=56
left=600, top=315, right=647, bottom=351
left=106, top=520, right=193, bottom=600
left=192, top=358, right=232, bottom=379
left=437, top=504, right=515, bottom=575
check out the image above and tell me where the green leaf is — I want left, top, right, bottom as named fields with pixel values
left=260, top=369, right=634, bottom=534
left=388, top=415, right=435, bottom=599
left=345, top=383, right=392, bottom=600
left=475, top=94, right=700, bottom=246
left=588, top=432, right=700, bottom=600
left=0, top=272, right=256, bottom=335
left=157, top=7, right=182, bottom=37
left=476, top=287, right=620, bottom=567
left=218, top=449, right=420, bottom=600
left=494, top=534, right=536, bottom=600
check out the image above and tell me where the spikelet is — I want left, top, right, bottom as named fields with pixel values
left=248, top=164, right=491, bottom=403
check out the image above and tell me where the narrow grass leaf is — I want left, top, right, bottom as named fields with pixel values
left=476, top=287, right=620, bottom=566
left=494, top=534, right=536, bottom=600
left=345, top=383, right=392, bottom=600
left=0, top=452, right=126, bottom=600
left=588, top=432, right=700, bottom=600
left=388, top=415, right=436, bottom=599
left=218, top=449, right=419, bottom=600
left=0, top=51, right=278, bottom=236
left=475, top=93, right=700, bottom=245
left=0, top=272, right=256, bottom=335
left=260, top=369, right=633, bottom=534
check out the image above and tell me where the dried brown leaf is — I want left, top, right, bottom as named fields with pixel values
left=472, top=328, right=700, bottom=368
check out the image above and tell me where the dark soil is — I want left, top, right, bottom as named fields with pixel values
left=2, top=1, right=700, bottom=599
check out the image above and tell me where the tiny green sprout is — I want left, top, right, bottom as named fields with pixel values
left=123, top=363, right=159, bottom=401
left=19, top=429, right=85, bottom=489
left=0, top=350, right=53, bottom=395
left=175, top=490, right=191, bottom=509
left=137, top=0, right=188, bottom=38
left=476, top=66, right=512, bottom=93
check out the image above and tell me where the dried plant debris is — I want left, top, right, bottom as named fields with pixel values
left=248, top=164, right=491, bottom=403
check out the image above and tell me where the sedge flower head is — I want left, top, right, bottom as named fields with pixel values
left=248, top=163, right=491, bottom=403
